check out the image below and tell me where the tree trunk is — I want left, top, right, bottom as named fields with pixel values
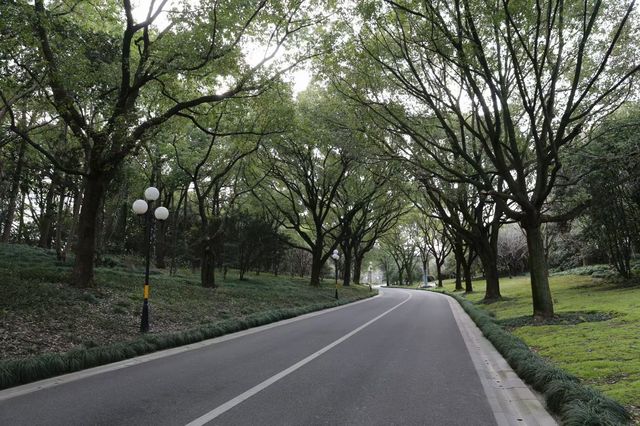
left=309, top=250, right=323, bottom=287
left=94, top=195, right=105, bottom=266
left=70, top=186, right=82, bottom=244
left=478, top=245, right=500, bottom=301
left=71, top=174, right=107, bottom=288
left=454, top=257, right=462, bottom=290
left=38, top=182, right=56, bottom=248
left=201, top=240, right=216, bottom=288
left=464, top=246, right=475, bottom=293
left=463, top=260, right=473, bottom=293
left=17, top=192, right=26, bottom=243
left=55, top=191, right=66, bottom=260
left=524, top=223, right=554, bottom=318
left=342, top=246, right=352, bottom=287
left=352, top=254, right=363, bottom=284
left=1, top=139, right=26, bottom=242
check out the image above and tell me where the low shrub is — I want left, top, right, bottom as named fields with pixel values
left=552, top=265, right=614, bottom=277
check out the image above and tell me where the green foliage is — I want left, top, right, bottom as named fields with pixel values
left=552, top=264, right=616, bottom=277
left=443, top=290, right=631, bottom=424
left=568, top=108, right=640, bottom=278
left=222, top=211, right=288, bottom=279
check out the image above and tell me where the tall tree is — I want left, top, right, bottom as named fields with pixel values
left=344, top=0, right=639, bottom=317
left=380, top=224, right=418, bottom=286
left=254, top=87, right=355, bottom=286
left=2, top=0, right=326, bottom=287
left=172, top=96, right=281, bottom=287
left=331, top=161, right=406, bottom=286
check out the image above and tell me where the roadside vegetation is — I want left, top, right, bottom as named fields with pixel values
left=435, top=274, right=640, bottom=423
left=0, top=244, right=374, bottom=388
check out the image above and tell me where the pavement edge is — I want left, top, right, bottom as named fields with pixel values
left=437, top=292, right=558, bottom=426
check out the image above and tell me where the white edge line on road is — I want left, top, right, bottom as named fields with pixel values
left=185, top=291, right=412, bottom=426
left=0, top=292, right=381, bottom=402
left=437, top=292, right=557, bottom=426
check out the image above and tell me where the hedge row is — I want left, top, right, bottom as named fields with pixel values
left=447, top=292, right=630, bottom=425
left=0, top=293, right=375, bottom=390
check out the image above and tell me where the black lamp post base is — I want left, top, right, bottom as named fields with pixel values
left=140, top=301, right=150, bottom=333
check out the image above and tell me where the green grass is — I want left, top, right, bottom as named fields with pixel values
left=441, top=290, right=631, bottom=424
left=0, top=243, right=374, bottom=387
left=443, top=274, right=640, bottom=419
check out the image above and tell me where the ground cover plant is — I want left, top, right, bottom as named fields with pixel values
left=0, top=244, right=374, bottom=388
left=448, top=275, right=640, bottom=423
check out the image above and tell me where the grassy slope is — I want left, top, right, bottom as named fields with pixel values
left=0, top=243, right=373, bottom=361
left=453, top=275, right=640, bottom=411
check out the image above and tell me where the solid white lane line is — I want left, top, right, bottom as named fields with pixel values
left=185, top=291, right=412, bottom=426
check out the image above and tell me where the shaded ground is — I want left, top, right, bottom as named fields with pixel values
left=0, top=244, right=370, bottom=360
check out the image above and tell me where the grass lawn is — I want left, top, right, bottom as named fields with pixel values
left=440, top=274, right=640, bottom=418
left=0, top=243, right=373, bottom=362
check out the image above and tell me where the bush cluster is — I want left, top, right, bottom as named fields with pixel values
left=448, top=293, right=631, bottom=425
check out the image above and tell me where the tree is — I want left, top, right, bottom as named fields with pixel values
left=171, top=97, right=280, bottom=287
left=573, top=108, right=640, bottom=277
left=224, top=211, right=287, bottom=280
left=380, top=225, right=418, bottom=285
left=2, top=0, right=325, bottom=287
left=409, top=181, right=503, bottom=300
left=254, top=88, right=354, bottom=286
left=331, top=161, right=406, bottom=286
left=410, top=215, right=452, bottom=288
left=344, top=0, right=639, bottom=317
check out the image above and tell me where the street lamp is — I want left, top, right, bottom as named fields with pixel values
left=132, top=186, right=169, bottom=333
left=331, top=249, right=339, bottom=299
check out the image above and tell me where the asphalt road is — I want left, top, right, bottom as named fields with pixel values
left=0, top=288, right=497, bottom=425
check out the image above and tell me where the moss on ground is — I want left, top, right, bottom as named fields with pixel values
left=453, top=274, right=639, bottom=415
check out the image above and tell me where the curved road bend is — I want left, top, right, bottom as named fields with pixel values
left=2, top=288, right=519, bottom=425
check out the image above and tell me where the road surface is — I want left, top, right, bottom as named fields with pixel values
left=0, top=288, right=549, bottom=425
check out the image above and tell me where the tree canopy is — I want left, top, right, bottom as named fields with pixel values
left=1, top=0, right=639, bottom=320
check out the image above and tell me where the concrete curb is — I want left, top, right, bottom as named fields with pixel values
left=437, top=292, right=558, bottom=426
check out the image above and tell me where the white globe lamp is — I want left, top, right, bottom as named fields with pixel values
left=154, top=206, right=169, bottom=221
left=144, top=187, right=160, bottom=201
left=132, top=199, right=148, bottom=215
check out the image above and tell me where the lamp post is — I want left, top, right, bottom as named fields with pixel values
left=368, top=262, right=373, bottom=291
left=132, top=187, right=169, bottom=333
left=331, top=249, right=339, bottom=299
